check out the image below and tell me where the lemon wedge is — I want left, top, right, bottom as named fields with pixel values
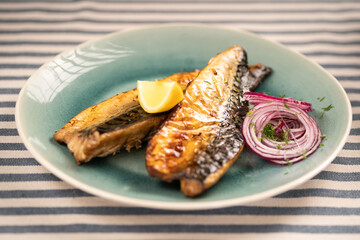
left=137, top=80, right=184, bottom=113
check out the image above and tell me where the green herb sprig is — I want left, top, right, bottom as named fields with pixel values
left=320, top=104, right=334, bottom=118
left=317, top=96, right=325, bottom=102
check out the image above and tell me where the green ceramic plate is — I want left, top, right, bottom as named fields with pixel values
left=16, top=25, right=352, bottom=210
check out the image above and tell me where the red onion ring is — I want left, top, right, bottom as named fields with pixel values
left=244, top=92, right=313, bottom=112
left=242, top=101, right=321, bottom=165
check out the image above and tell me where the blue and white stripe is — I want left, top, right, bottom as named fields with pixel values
left=0, top=0, right=360, bottom=238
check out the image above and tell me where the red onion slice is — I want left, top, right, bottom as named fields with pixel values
left=244, top=92, right=313, bottom=112
left=242, top=101, right=321, bottom=165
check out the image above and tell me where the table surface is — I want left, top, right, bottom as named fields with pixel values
left=1, top=0, right=360, bottom=239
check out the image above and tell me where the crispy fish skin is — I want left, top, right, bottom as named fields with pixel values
left=146, top=45, right=266, bottom=197
left=54, top=71, right=199, bottom=165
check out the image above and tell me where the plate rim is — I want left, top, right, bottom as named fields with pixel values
left=15, top=23, right=353, bottom=210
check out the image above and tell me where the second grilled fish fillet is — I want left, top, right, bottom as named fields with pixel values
left=146, top=45, right=268, bottom=197
left=55, top=64, right=270, bottom=165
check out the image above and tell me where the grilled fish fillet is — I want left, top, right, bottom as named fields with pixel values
left=54, top=71, right=198, bottom=165
left=146, top=45, right=268, bottom=197
left=55, top=64, right=270, bottom=165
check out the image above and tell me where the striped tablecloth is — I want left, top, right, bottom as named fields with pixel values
left=1, top=0, right=359, bottom=239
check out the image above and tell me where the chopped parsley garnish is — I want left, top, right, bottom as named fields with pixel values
left=247, top=111, right=254, bottom=118
left=262, top=123, right=288, bottom=142
left=280, top=93, right=286, bottom=98
left=320, top=104, right=334, bottom=118
left=263, top=123, right=275, bottom=139
left=204, top=80, right=212, bottom=84
left=322, top=104, right=334, bottom=111
left=283, top=129, right=290, bottom=144
left=283, top=101, right=290, bottom=109
left=318, top=96, right=325, bottom=102
left=286, top=159, right=293, bottom=166
left=319, top=134, right=326, bottom=147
